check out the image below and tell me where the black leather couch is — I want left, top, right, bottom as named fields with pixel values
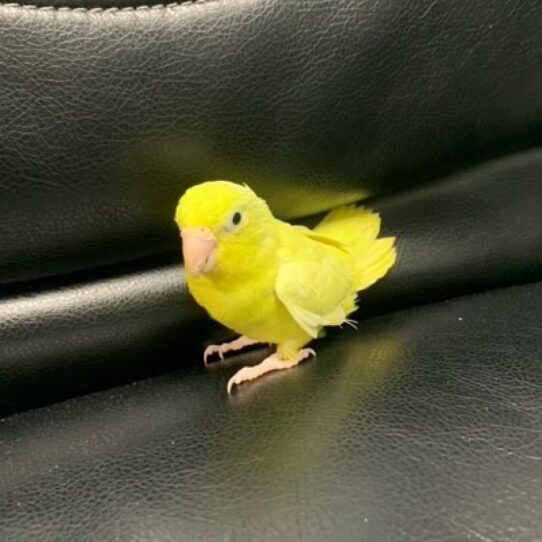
left=1, top=0, right=541, bottom=540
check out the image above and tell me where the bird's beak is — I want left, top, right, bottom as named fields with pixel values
left=180, top=227, right=218, bottom=277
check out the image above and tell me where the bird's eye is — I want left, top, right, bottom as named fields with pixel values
left=229, top=211, right=242, bottom=229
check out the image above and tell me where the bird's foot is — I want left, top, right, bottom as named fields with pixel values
left=203, top=335, right=259, bottom=365
left=227, top=348, right=315, bottom=394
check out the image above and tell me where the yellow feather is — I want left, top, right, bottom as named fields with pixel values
left=314, top=205, right=396, bottom=291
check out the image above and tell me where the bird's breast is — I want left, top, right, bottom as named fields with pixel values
left=186, top=271, right=300, bottom=343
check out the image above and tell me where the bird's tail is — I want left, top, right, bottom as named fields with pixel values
left=314, top=205, right=396, bottom=291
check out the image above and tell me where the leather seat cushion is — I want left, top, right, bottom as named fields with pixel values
left=1, top=282, right=540, bottom=541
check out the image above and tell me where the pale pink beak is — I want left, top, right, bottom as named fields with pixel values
left=180, top=227, right=218, bottom=277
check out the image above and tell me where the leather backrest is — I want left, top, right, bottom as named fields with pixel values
left=1, top=0, right=541, bottom=283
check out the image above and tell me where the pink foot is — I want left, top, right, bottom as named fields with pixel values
left=227, top=348, right=315, bottom=394
left=203, top=336, right=259, bottom=365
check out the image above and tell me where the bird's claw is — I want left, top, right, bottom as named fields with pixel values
left=227, top=367, right=252, bottom=394
left=203, top=336, right=259, bottom=366
left=227, top=364, right=269, bottom=394
left=227, top=348, right=316, bottom=394
left=203, top=345, right=225, bottom=365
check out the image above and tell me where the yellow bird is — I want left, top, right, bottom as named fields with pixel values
left=175, top=181, right=396, bottom=393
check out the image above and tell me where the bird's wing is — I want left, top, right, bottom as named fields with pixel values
left=275, top=256, right=354, bottom=339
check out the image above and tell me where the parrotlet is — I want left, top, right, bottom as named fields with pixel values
left=175, top=181, right=396, bottom=393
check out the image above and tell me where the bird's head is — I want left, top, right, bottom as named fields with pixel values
left=175, top=180, right=277, bottom=278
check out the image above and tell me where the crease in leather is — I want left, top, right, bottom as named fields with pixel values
left=0, top=265, right=213, bottom=416
left=0, top=250, right=179, bottom=302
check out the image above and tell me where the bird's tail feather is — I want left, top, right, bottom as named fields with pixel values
left=314, top=204, right=396, bottom=291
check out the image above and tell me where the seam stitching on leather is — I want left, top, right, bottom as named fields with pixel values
left=0, top=0, right=215, bottom=12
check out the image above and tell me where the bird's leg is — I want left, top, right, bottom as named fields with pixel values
left=203, top=335, right=259, bottom=365
left=227, top=347, right=315, bottom=394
